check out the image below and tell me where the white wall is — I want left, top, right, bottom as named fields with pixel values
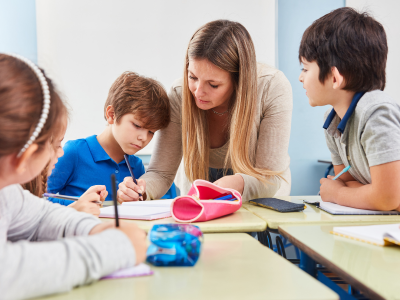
left=36, top=0, right=276, bottom=154
left=346, top=0, right=400, bottom=102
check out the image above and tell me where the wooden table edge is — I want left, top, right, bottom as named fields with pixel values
left=278, top=225, right=385, bottom=300
left=266, top=219, right=400, bottom=231
left=100, top=219, right=267, bottom=233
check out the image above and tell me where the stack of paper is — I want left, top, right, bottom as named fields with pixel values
left=332, top=224, right=400, bottom=246
left=100, top=199, right=173, bottom=220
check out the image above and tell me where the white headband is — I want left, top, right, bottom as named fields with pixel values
left=5, top=54, right=51, bottom=157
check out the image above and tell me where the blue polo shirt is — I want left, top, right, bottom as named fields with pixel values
left=47, top=135, right=176, bottom=205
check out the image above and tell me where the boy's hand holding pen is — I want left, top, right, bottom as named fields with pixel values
left=320, top=166, right=351, bottom=203
left=117, top=177, right=146, bottom=203
left=116, top=154, right=146, bottom=203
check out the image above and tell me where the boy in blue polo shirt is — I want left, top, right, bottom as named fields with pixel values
left=48, top=72, right=175, bottom=203
left=298, top=8, right=400, bottom=211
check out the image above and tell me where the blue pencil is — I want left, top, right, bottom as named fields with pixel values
left=333, top=165, right=351, bottom=180
left=214, top=195, right=237, bottom=201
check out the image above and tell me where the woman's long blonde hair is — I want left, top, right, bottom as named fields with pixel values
left=182, top=20, right=281, bottom=184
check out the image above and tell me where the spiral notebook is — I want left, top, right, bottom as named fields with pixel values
left=100, top=200, right=173, bottom=220
left=332, top=224, right=400, bottom=246
left=319, top=199, right=400, bottom=215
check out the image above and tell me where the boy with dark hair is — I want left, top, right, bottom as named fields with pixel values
left=48, top=72, right=176, bottom=202
left=299, top=7, right=400, bottom=211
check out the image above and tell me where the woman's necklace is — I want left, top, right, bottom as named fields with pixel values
left=212, top=108, right=229, bottom=116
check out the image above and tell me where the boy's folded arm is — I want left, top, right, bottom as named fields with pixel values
left=334, top=161, right=400, bottom=211
left=0, top=229, right=135, bottom=300
left=333, top=164, right=356, bottom=183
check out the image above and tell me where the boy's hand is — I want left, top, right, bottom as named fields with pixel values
left=90, top=221, right=148, bottom=265
left=319, top=176, right=346, bottom=203
left=117, top=177, right=146, bottom=203
left=69, top=185, right=107, bottom=216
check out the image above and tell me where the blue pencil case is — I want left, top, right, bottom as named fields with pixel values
left=146, top=224, right=203, bottom=267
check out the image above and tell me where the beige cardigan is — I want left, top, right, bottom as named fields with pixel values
left=141, top=63, right=292, bottom=202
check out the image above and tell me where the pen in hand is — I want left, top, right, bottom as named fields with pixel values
left=124, top=154, right=143, bottom=200
left=332, top=165, right=351, bottom=180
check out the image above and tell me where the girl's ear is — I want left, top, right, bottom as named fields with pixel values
left=105, top=105, right=116, bottom=125
left=331, top=67, right=345, bottom=90
left=15, top=143, right=39, bottom=174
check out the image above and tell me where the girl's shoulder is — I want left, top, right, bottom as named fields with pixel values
left=0, top=184, right=27, bottom=218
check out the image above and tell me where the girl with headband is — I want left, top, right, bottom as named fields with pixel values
left=0, top=54, right=147, bottom=299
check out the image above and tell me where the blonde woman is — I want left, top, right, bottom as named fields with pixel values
left=118, top=20, right=292, bottom=202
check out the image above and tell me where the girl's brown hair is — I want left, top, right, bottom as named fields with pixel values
left=0, top=54, right=67, bottom=164
left=21, top=165, right=49, bottom=197
left=182, top=20, right=280, bottom=184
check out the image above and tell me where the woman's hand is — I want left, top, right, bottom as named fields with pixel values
left=69, top=185, right=107, bottom=216
left=213, top=174, right=244, bottom=194
left=319, top=176, right=346, bottom=203
left=90, top=221, right=148, bottom=265
left=117, top=177, right=146, bottom=203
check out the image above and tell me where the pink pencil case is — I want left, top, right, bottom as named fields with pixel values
left=171, top=179, right=242, bottom=222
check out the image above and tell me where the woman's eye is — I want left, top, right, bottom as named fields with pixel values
left=210, top=83, right=218, bottom=88
left=149, top=131, right=155, bottom=135
left=133, top=123, right=141, bottom=129
left=301, top=68, right=308, bottom=73
left=189, top=75, right=197, bottom=80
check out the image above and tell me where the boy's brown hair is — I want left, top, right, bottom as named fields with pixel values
left=104, top=72, right=170, bottom=130
left=299, top=7, right=387, bottom=92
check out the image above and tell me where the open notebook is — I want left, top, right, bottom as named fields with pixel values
left=319, top=199, right=400, bottom=215
left=332, top=224, right=400, bottom=246
left=101, top=263, right=153, bottom=280
left=100, top=199, right=173, bottom=220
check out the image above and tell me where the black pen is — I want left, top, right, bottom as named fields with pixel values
left=124, top=154, right=143, bottom=199
left=111, top=174, right=119, bottom=227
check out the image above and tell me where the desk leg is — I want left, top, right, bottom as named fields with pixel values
left=258, top=230, right=274, bottom=250
left=275, top=236, right=287, bottom=258
left=299, top=251, right=317, bottom=277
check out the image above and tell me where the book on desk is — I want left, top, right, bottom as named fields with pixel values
left=303, top=199, right=400, bottom=215
left=332, top=224, right=400, bottom=246
left=100, top=199, right=173, bottom=220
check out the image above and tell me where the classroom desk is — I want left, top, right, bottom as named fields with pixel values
left=279, top=225, right=400, bottom=300
left=37, top=233, right=338, bottom=300
left=243, top=196, right=400, bottom=231
left=100, top=207, right=267, bottom=233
